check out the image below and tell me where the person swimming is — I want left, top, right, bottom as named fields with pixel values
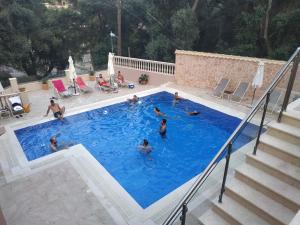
left=159, top=119, right=167, bottom=137
left=187, top=110, right=200, bottom=116
left=139, top=139, right=152, bottom=153
left=127, top=95, right=139, bottom=103
left=154, top=107, right=164, bottom=116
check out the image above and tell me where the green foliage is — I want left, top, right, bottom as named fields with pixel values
left=0, top=0, right=299, bottom=78
left=0, top=71, right=12, bottom=88
left=138, top=73, right=148, bottom=84
left=171, top=8, right=199, bottom=50
left=146, top=35, right=173, bottom=62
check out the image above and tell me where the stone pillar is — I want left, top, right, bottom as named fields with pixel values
left=9, top=78, right=19, bottom=93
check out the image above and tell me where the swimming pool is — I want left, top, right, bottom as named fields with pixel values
left=15, top=91, right=257, bottom=208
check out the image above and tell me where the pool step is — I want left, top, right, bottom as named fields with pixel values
left=226, top=178, right=295, bottom=225
left=281, top=111, right=300, bottom=128
left=235, top=163, right=300, bottom=211
left=259, top=134, right=300, bottom=166
left=246, top=151, right=300, bottom=189
left=267, top=121, right=300, bottom=146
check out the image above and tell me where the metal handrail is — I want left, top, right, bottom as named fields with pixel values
left=162, top=47, right=300, bottom=225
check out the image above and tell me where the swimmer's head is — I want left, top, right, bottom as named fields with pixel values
left=154, top=107, right=160, bottom=112
left=162, top=118, right=167, bottom=124
left=143, top=139, right=149, bottom=146
left=50, top=137, right=57, bottom=144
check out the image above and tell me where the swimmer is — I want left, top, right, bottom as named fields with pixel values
left=139, top=139, right=152, bottom=153
left=159, top=118, right=167, bottom=136
left=49, top=136, right=65, bottom=152
left=174, top=92, right=183, bottom=101
left=49, top=136, right=73, bottom=152
left=154, top=107, right=164, bottom=116
left=127, top=95, right=139, bottom=103
left=187, top=110, right=200, bottom=116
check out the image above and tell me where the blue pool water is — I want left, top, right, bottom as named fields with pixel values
left=15, top=92, right=258, bottom=208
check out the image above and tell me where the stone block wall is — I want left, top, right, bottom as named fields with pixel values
left=174, top=50, right=299, bottom=100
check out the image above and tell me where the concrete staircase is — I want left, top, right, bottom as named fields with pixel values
left=199, top=111, right=300, bottom=225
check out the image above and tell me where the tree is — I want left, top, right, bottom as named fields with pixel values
left=171, top=8, right=199, bottom=50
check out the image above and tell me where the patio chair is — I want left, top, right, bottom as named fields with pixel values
left=213, top=78, right=230, bottom=98
left=52, top=79, right=72, bottom=98
left=230, top=81, right=249, bottom=103
left=75, top=77, right=92, bottom=93
left=8, top=95, right=24, bottom=115
left=95, top=76, right=117, bottom=93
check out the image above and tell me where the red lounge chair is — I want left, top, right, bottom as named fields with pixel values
left=75, top=77, right=92, bottom=93
left=52, top=80, right=72, bottom=98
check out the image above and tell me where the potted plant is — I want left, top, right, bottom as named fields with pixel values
left=139, top=74, right=149, bottom=85
left=89, top=70, right=95, bottom=81
left=41, top=77, right=49, bottom=90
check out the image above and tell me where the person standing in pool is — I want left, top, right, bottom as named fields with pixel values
left=154, top=107, right=164, bottom=116
left=45, top=100, right=65, bottom=120
left=174, top=92, right=183, bottom=101
left=49, top=136, right=67, bottom=152
left=139, top=139, right=152, bottom=153
left=159, top=119, right=167, bottom=137
left=127, top=95, right=139, bottom=103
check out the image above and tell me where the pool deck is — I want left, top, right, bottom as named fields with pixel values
left=0, top=81, right=268, bottom=225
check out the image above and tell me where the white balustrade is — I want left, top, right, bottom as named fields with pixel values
left=113, top=56, right=175, bottom=75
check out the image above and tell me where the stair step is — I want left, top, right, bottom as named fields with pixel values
left=235, top=163, right=300, bottom=211
left=199, top=209, right=231, bottom=225
left=267, top=122, right=300, bottom=146
left=246, top=151, right=300, bottom=188
left=281, top=111, right=300, bottom=128
left=226, top=178, right=295, bottom=225
left=212, top=195, right=270, bottom=225
left=259, top=134, right=300, bottom=166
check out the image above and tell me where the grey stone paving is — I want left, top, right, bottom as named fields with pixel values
left=0, top=161, right=118, bottom=225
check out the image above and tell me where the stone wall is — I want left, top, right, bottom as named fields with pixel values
left=114, top=66, right=175, bottom=86
left=174, top=50, right=299, bottom=100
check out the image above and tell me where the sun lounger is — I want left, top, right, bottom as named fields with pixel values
left=230, top=81, right=249, bottom=103
left=8, top=95, right=24, bottom=115
left=75, top=77, right=92, bottom=93
left=213, top=78, right=230, bottom=98
left=95, top=76, right=117, bottom=92
left=52, top=80, right=72, bottom=97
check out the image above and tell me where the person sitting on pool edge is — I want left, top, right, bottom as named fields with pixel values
left=187, top=110, right=200, bottom=116
left=159, top=118, right=167, bottom=137
left=127, top=95, right=139, bottom=103
left=154, top=107, right=164, bottom=116
left=44, top=100, right=65, bottom=120
left=139, top=139, right=152, bottom=153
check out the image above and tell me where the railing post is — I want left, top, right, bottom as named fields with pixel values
left=278, top=53, right=300, bottom=122
left=218, top=142, right=232, bottom=203
left=180, top=203, right=188, bottom=225
left=253, top=91, right=271, bottom=155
